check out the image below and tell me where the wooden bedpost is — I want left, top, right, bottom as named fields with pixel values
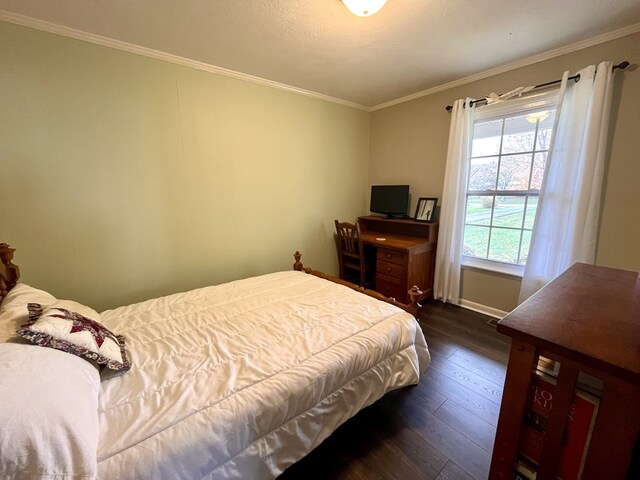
left=0, top=243, right=20, bottom=303
left=408, top=286, right=423, bottom=318
left=293, top=251, right=304, bottom=271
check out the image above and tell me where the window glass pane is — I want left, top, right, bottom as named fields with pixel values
left=493, top=196, right=525, bottom=227
left=463, top=225, right=490, bottom=258
left=519, top=230, right=532, bottom=265
left=502, top=115, right=535, bottom=154
left=497, top=154, right=532, bottom=191
left=466, top=195, right=494, bottom=225
left=524, top=196, right=538, bottom=229
left=472, top=119, right=502, bottom=157
left=488, top=228, right=521, bottom=264
left=465, top=99, right=556, bottom=268
left=469, top=157, right=498, bottom=190
left=531, top=153, right=547, bottom=190
left=536, top=111, right=556, bottom=150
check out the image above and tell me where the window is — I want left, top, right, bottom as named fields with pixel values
left=462, top=94, right=558, bottom=275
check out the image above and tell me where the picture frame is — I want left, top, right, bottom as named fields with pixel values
left=414, top=197, right=437, bottom=222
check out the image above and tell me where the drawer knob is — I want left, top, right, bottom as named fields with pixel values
left=386, top=253, right=392, bottom=259
left=387, top=267, right=392, bottom=273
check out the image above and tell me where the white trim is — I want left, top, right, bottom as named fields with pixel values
left=462, top=257, right=525, bottom=278
left=474, top=90, right=559, bottom=119
left=457, top=299, right=508, bottom=319
left=0, top=10, right=370, bottom=112
left=370, top=22, right=640, bottom=111
left=1, top=10, right=638, bottom=113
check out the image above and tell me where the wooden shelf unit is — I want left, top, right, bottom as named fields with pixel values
left=490, top=263, right=640, bottom=480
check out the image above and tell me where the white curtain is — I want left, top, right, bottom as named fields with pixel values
left=519, top=61, right=615, bottom=302
left=434, top=98, right=475, bottom=303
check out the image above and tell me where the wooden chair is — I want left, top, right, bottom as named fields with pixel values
left=334, top=220, right=374, bottom=289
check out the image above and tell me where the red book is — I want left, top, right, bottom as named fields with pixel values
left=519, top=372, right=599, bottom=480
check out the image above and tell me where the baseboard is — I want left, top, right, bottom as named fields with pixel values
left=457, top=299, right=508, bottom=319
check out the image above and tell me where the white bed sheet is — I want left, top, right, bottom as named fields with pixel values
left=97, top=271, right=430, bottom=479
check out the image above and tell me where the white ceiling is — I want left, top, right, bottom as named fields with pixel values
left=1, top=0, right=639, bottom=108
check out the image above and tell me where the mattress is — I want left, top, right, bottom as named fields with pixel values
left=96, top=270, right=430, bottom=479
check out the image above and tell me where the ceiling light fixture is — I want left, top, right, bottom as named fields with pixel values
left=526, top=111, right=550, bottom=123
left=341, top=0, right=387, bottom=17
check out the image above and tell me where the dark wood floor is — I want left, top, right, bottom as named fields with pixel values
left=279, top=301, right=511, bottom=480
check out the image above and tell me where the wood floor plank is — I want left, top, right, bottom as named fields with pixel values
left=371, top=400, right=449, bottom=479
left=393, top=392, right=491, bottom=479
left=426, top=315, right=511, bottom=355
left=449, top=349, right=506, bottom=386
left=421, top=303, right=511, bottom=347
left=435, top=460, right=476, bottom=480
left=434, top=399, right=497, bottom=453
left=396, top=380, right=448, bottom=414
left=429, top=354, right=504, bottom=404
left=420, top=366, right=501, bottom=426
left=421, top=322, right=510, bottom=365
left=422, top=302, right=510, bottom=344
left=421, top=328, right=459, bottom=358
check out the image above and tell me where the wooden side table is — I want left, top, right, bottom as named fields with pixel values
left=490, top=263, right=640, bottom=480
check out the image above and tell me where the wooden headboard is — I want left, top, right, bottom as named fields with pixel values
left=0, top=244, right=20, bottom=303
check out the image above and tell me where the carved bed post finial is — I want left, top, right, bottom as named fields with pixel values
left=408, top=285, right=423, bottom=317
left=0, top=243, right=15, bottom=259
left=0, top=243, right=20, bottom=302
left=293, top=251, right=304, bottom=271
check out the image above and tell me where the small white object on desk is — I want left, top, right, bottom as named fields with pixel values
left=376, top=237, right=386, bottom=241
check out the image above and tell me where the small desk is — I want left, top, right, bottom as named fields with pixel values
left=358, top=216, right=438, bottom=304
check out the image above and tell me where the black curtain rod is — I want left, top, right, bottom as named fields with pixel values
left=445, top=61, right=630, bottom=112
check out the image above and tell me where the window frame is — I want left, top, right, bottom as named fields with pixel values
left=461, top=90, right=559, bottom=277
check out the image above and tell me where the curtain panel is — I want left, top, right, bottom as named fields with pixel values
left=519, top=61, right=615, bottom=302
left=434, top=98, right=475, bottom=303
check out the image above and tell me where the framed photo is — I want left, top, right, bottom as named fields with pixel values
left=414, top=197, right=437, bottom=222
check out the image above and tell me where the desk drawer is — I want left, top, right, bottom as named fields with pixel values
left=377, top=259, right=406, bottom=279
left=377, top=248, right=407, bottom=266
left=376, top=273, right=406, bottom=302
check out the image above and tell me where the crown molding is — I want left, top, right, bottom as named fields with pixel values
left=370, top=21, right=640, bottom=111
left=2, top=9, right=638, bottom=114
left=0, top=10, right=370, bottom=112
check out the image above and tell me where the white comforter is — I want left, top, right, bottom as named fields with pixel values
left=97, top=271, right=430, bottom=479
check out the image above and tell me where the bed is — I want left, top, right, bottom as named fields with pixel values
left=0, top=244, right=430, bottom=480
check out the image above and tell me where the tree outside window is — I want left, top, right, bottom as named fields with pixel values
left=463, top=109, right=556, bottom=266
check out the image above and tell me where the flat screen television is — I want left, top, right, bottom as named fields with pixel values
left=369, top=185, right=410, bottom=217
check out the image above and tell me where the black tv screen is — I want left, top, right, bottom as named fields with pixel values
left=370, top=185, right=409, bottom=216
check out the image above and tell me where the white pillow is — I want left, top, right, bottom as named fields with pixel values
left=18, top=300, right=131, bottom=372
left=0, top=284, right=56, bottom=342
left=0, top=342, right=100, bottom=479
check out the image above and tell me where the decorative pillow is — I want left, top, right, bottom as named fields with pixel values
left=0, top=283, right=57, bottom=342
left=18, top=300, right=131, bottom=372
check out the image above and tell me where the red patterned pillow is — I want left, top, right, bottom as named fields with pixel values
left=18, top=302, right=130, bottom=372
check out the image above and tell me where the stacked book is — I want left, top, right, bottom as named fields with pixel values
left=514, top=357, right=601, bottom=480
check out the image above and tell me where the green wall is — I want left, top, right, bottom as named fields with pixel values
left=0, top=22, right=371, bottom=310
left=5, top=19, right=636, bottom=315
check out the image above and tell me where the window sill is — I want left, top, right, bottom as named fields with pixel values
left=462, top=256, right=524, bottom=278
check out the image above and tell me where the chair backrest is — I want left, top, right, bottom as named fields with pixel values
left=335, top=220, right=361, bottom=258
left=334, top=219, right=367, bottom=285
